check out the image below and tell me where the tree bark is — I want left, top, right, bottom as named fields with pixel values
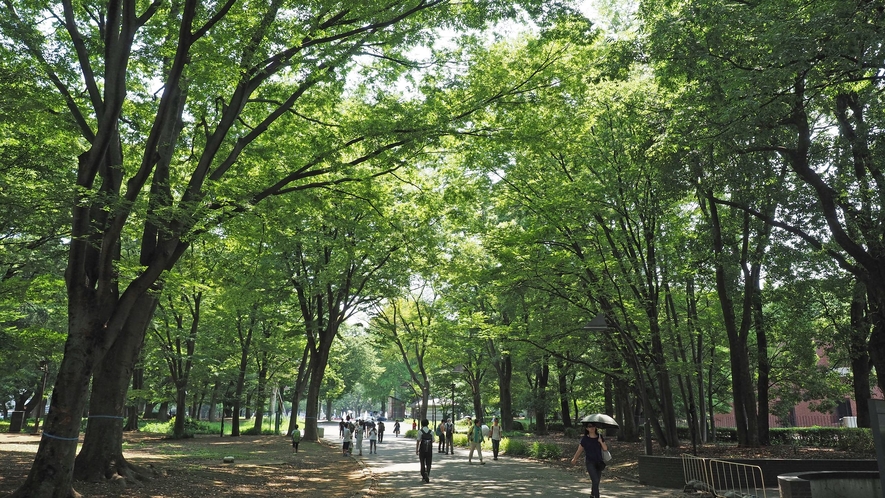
left=73, top=294, right=157, bottom=483
left=497, top=353, right=513, bottom=431
left=286, top=346, right=310, bottom=434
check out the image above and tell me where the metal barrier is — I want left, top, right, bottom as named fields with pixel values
left=681, top=454, right=714, bottom=495
left=681, top=454, right=767, bottom=498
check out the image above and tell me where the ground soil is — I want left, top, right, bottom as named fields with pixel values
left=0, top=430, right=874, bottom=497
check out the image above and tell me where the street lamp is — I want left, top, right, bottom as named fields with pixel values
left=451, top=365, right=464, bottom=422
left=450, top=383, right=455, bottom=422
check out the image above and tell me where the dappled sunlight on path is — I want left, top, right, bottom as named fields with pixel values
left=319, top=422, right=680, bottom=497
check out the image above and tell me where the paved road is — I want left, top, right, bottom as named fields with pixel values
left=318, top=422, right=681, bottom=497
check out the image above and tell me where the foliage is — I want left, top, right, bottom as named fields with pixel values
left=769, top=427, right=873, bottom=452
left=500, top=437, right=528, bottom=456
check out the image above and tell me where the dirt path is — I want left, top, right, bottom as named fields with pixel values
left=0, top=431, right=367, bottom=497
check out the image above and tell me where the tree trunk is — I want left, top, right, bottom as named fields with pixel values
left=232, top=315, right=255, bottom=437
left=74, top=295, right=157, bottom=483
left=252, top=355, right=269, bottom=433
left=533, top=358, right=549, bottom=435
left=707, top=194, right=758, bottom=447
left=9, top=335, right=96, bottom=497
left=286, top=347, right=310, bottom=434
left=124, top=366, right=143, bottom=431
left=492, top=346, right=513, bottom=431
left=208, top=381, right=221, bottom=423
left=754, top=284, right=771, bottom=446
left=303, top=338, right=333, bottom=441
left=850, top=281, right=872, bottom=427
left=557, top=360, right=571, bottom=428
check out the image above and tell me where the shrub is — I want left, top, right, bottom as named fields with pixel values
left=547, top=422, right=565, bottom=432
left=501, top=438, right=529, bottom=456
left=511, top=420, right=524, bottom=431
left=404, top=429, right=418, bottom=439
left=453, top=433, right=469, bottom=447
left=564, top=427, right=579, bottom=439
left=528, top=441, right=562, bottom=460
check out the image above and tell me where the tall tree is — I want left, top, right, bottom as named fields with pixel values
left=1, top=1, right=572, bottom=494
left=640, top=0, right=885, bottom=423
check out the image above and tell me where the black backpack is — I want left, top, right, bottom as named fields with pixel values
left=419, top=427, right=433, bottom=450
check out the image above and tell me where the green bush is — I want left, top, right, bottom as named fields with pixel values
left=547, top=422, right=565, bottom=432
left=501, top=437, right=529, bottom=456
left=528, top=441, right=562, bottom=460
left=453, top=433, right=469, bottom=447
left=404, top=429, right=418, bottom=439
left=564, top=427, right=580, bottom=439
left=184, top=418, right=214, bottom=435
left=769, top=427, right=873, bottom=451
left=511, top=420, right=524, bottom=431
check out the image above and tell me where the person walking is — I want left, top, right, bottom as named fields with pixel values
left=342, top=423, right=353, bottom=457
left=412, top=419, right=417, bottom=431
left=468, top=418, right=485, bottom=464
left=291, top=424, right=301, bottom=454
left=339, top=419, right=345, bottom=438
left=416, top=418, right=435, bottom=482
left=369, top=426, right=378, bottom=454
left=394, top=420, right=401, bottom=437
left=489, top=418, right=503, bottom=460
left=445, top=418, right=455, bottom=454
left=354, top=422, right=365, bottom=456
left=570, top=422, right=609, bottom=498
left=378, top=420, right=385, bottom=443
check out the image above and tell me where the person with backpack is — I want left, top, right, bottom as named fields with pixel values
left=489, top=418, right=503, bottom=460
left=467, top=418, right=485, bottom=464
left=437, top=420, right=446, bottom=453
left=445, top=418, right=455, bottom=454
left=291, top=424, right=302, bottom=454
left=415, top=418, right=435, bottom=483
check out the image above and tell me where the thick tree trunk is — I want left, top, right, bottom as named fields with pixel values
left=74, top=295, right=156, bottom=483
left=303, top=341, right=333, bottom=441
left=9, top=336, right=96, bottom=497
left=849, top=281, right=872, bottom=427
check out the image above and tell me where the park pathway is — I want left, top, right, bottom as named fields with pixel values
left=318, top=422, right=682, bottom=498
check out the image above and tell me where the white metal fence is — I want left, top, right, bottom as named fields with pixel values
left=682, top=454, right=767, bottom=498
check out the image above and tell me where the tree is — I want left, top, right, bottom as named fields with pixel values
left=639, top=0, right=885, bottom=426
left=1, top=1, right=572, bottom=493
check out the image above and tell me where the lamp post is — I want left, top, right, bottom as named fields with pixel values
left=450, top=383, right=455, bottom=422
left=450, top=365, right=463, bottom=422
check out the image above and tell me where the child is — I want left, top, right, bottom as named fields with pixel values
left=292, top=424, right=302, bottom=454
left=342, top=423, right=353, bottom=456
left=369, top=426, right=378, bottom=454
